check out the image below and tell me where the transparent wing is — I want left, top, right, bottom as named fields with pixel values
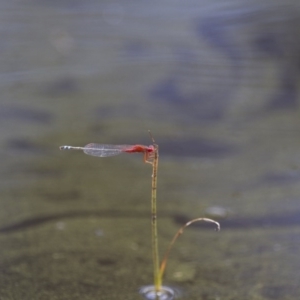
left=83, top=144, right=132, bottom=157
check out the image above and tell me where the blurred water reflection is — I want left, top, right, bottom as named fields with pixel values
left=1, top=1, right=300, bottom=299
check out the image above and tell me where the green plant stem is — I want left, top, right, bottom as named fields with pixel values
left=151, top=143, right=161, bottom=292
left=158, top=218, right=220, bottom=283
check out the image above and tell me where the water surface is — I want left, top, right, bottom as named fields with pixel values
left=1, top=1, right=300, bottom=299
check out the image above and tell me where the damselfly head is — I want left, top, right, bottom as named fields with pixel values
left=148, top=145, right=155, bottom=152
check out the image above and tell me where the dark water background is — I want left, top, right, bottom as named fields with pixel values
left=1, top=1, right=300, bottom=299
